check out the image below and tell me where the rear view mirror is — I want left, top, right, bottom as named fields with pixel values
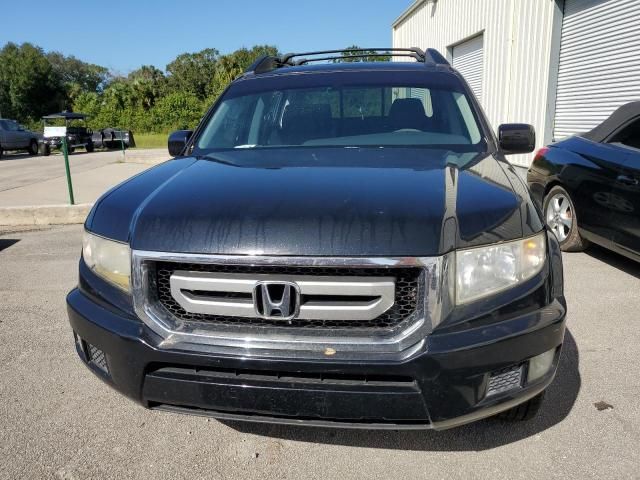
left=498, top=124, right=535, bottom=155
left=168, top=130, right=193, bottom=157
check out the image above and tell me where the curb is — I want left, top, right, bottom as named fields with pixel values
left=0, top=203, right=93, bottom=226
left=123, top=149, right=168, bottom=165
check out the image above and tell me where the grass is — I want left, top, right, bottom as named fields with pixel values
left=132, top=133, right=168, bottom=149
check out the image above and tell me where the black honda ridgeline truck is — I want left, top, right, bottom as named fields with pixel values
left=67, top=48, right=566, bottom=430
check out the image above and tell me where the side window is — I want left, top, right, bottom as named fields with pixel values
left=453, top=92, right=481, bottom=144
left=608, top=117, right=640, bottom=150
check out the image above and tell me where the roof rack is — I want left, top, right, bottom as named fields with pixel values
left=244, top=47, right=449, bottom=75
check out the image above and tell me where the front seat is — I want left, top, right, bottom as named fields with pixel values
left=388, top=98, right=427, bottom=131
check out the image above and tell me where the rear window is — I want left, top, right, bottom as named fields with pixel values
left=196, top=73, right=485, bottom=151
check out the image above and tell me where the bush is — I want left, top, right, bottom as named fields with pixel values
left=150, top=92, right=205, bottom=132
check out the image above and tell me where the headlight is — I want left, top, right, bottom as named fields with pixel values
left=82, top=231, right=131, bottom=291
left=455, top=232, right=546, bottom=304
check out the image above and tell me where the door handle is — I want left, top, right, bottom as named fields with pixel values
left=616, top=175, right=639, bottom=186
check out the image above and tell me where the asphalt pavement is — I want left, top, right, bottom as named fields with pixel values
left=0, top=225, right=638, bottom=479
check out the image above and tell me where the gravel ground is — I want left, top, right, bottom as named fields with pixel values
left=0, top=225, right=638, bottom=479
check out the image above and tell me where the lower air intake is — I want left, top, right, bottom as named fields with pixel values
left=87, top=344, right=109, bottom=374
left=487, top=364, right=523, bottom=397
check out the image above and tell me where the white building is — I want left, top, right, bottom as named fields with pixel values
left=392, top=0, right=640, bottom=166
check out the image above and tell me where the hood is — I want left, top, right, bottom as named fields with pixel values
left=87, top=148, right=537, bottom=256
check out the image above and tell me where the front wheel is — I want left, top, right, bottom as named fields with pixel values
left=543, top=185, right=589, bottom=252
left=28, top=139, right=39, bottom=155
left=0, top=144, right=3, bottom=159
left=86, top=141, right=94, bottom=153
left=39, top=143, right=50, bottom=156
left=498, top=391, right=545, bottom=421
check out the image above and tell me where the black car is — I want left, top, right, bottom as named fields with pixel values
left=528, top=102, right=640, bottom=261
left=67, top=48, right=566, bottom=430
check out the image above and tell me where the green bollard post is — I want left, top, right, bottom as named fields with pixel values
left=62, top=137, right=75, bottom=205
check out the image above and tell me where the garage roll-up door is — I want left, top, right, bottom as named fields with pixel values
left=452, top=34, right=484, bottom=102
left=554, top=0, right=640, bottom=139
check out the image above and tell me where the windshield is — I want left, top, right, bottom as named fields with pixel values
left=196, top=79, right=485, bottom=151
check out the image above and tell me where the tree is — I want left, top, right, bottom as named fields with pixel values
left=166, top=48, right=219, bottom=100
left=151, top=91, right=204, bottom=131
left=333, top=45, right=391, bottom=63
left=127, top=65, right=166, bottom=110
left=207, top=45, right=279, bottom=100
left=0, top=43, right=66, bottom=122
left=47, top=52, right=109, bottom=101
left=0, top=41, right=282, bottom=133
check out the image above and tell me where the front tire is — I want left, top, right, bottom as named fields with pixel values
left=28, top=139, right=39, bottom=155
left=543, top=185, right=589, bottom=252
left=39, top=143, right=50, bottom=156
left=86, top=141, right=94, bottom=153
left=498, top=392, right=545, bottom=421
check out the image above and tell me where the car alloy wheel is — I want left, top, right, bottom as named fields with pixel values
left=546, top=192, right=573, bottom=242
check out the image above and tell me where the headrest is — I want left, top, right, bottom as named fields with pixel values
left=388, top=98, right=426, bottom=131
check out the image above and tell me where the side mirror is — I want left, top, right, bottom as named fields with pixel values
left=498, top=124, right=535, bottom=154
left=168, top=130, right=193, bottom=157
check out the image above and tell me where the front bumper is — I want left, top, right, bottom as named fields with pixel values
left=67, top=284, right=566, bottom=430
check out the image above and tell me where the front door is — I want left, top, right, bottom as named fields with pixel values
left=600, top=116, right=640, bottom=258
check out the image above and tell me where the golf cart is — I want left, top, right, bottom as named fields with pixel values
left=41, top=112, right=94, bottom=156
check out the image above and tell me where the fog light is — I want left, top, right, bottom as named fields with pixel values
left=527, top=348, right=556, bottom=383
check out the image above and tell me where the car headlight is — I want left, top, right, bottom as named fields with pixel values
left=82, top=231, right=131, bottom=291
left=455, top=232, right=546, bottom=304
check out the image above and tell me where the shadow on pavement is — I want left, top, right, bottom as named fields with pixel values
left=0, top=152, right=37, bottom=162
left=0, top=239, right=20, bottom=252
left=222, top=330, right=580, bottom=451
left=585, top=244, right=640, bottom=279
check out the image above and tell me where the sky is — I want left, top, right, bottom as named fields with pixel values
left=1, top=0, right=414, bottom=74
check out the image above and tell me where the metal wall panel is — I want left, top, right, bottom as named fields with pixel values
left=452, top=34, right=484, bottom=102
left=393, top=0, right=558, bottom=167
left=554, top=0, right=640, bottom=139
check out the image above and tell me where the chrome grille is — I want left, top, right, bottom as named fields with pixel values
left=153, top=262, right=421, bottom=330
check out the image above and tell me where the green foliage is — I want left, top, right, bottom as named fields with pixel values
left=150, top=92, right=205, bottom=131
left=333, top=45, right=391, bottom=63
left=133, top=133, right=168, bottom=149
left=207, top=45, right=280, bottom=100
left=47, top=51, right=109, bottom=99
left=127, top=65, right=167, bottom=110
left=166, top=48, right=219, bottom=100
left=0, top=42, right=66, bottom=121
left=0, top=42, right=281, bottom=134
